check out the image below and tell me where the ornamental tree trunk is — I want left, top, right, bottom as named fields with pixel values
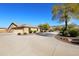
left=64, top=13, right=68, bottom=31
left=65, top=18, right=67, bottom=30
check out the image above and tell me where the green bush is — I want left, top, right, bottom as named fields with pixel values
left=17, top=33, right=21, bottom=35
left=23, top=32, right=27, bottom=35
left=33, top=31, right=37, bottom=33
left=59, top=26, right=79, bottom=37
left=63, top=30, right=70, bottom=37
left=40, top=30, right=43, bottom=32
left=69, top=29, right=79, bottom=37
left=60, top=29, right=70, bottom=36
left=59, top=27, right=70, bottom=36
left=59, top=28, right=65, bottom=36
left=49, top=29, right=54, bottom=32
left=29, top=30, right=32, bottom=33
left=44, top=30, right=46, bottom=32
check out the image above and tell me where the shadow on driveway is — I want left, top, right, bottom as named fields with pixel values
left=36, top=32, right=55, bottom=37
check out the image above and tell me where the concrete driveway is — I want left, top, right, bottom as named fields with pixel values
left=0, top=32, right=79, bottom=56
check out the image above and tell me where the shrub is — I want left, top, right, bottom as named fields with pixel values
left=69, top=29, right=79, bottom=37
left=59, top=26, right=79, bottom=37
left=17, top=33, right=21, bottom=35
left=33, top=31, right=37, bottom=33
left=63, top=30, right=70, bottom=37
left=40, top=30, right=43, bottom=32
left=44, top=30, right=46, bottom=32
left=29, top=30, right=32, bottom=33
left=59, top=28, right=64, bottom=36
left=60, top=29, right=70, bottom=36
left=49, top=29, right=54, bottom=32
left=23, top=32, right=27, bottom=35
left=59, top=27, right=70, bottom=36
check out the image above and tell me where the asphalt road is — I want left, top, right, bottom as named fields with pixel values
left=0, top=32, right=79, bottom=56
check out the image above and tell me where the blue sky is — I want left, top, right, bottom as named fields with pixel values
left=0, top=3, right=79, bottom=28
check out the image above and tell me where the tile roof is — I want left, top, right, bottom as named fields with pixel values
left=12, top=22, right=39, bottom=28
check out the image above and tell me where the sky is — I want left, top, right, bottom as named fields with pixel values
left=0, top=3, right=79, bottom=28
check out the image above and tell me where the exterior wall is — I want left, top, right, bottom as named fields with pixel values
left=30, top=28, right=40, bottom=33
left=30, top=28, right=38, bottom=31
left=0, top=27, right=40, bottom=34
left=0, top=29, right=7, bottom=33
left=11, top=28, right=29, bottom=34
left=37, top=28, right=40, bottom=32
left=24, top=28, right=29, bottom=34
left=12, top=29, right=23, bottom=34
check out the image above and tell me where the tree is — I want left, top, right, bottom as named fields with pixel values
left=38, top=23, right=50, bottom=32
left=52, top=4, right=79, bottom=31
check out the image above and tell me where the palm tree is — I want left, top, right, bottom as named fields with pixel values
left=52, top=4, right=79, bottom=31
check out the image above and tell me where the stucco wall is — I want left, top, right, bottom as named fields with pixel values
left=30, top=28, right=37, bottom=31
left=12, top=29, right=23, bottom=34
left=37, top=28, right=40, bottom=32
left=11, top=28, right=29, bottom=34
left=24, top=28, right=29, bottom=34
left=30, top=28, right=40, bottom=33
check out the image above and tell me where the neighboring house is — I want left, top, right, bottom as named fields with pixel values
left=0, top=28, right=7, bottom=33
left=7, top=23, right=40, bottom=34
left=50, top=26, right=63, bottom=31
left=49, top=26, right=56, bottom=30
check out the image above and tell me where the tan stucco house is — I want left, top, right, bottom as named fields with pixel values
left=7, top=23, right=40, bottom=34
